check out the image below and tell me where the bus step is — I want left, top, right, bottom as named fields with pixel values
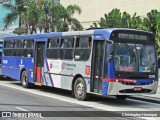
left=34, top=82, right=42, bottom=86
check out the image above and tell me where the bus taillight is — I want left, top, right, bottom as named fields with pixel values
left=85, top=66, right=90, bottom=75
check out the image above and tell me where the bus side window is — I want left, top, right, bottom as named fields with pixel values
left=60, top=37, right=74, bottom=60
left=13, top=40, right=22, bottom=57
left=74, top=36, right=92, bottom=61
left=22, top=39, right=34, bottom=57
left=4, top=41, right=12, bottom=56
left=24, top=40, right=27, bottom=48
left=46, top=38, right=59, bottom=59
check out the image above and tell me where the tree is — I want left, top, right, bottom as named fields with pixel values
left=24, top=0, right=45, bottom=34
left=53, top=4, right=83, bottom=32
left=143, top=10, right=160, bottom=35
left=13, top=27, right=27, bottom=35
left=129, top=13, right=142, bottom=29
left=91, top=8, right=142, bottom=29
left=3, top=0, right=83, bottom=33
left=2, top=0, right=26, bottom=27
left=121, top=11, right=131, bottom=28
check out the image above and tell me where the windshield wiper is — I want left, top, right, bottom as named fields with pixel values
left=125, top=43, right=135, bottom=57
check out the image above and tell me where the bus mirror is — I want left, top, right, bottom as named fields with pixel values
left=75, top=55, right=80, bottom=60
left=109, top=44, right=114, bottom=55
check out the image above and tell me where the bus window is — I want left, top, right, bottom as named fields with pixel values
left=4, top=40, right=13, bottom=56
left=22, top=39, right=34, bottom=57
left=74, top=36, right=92, bottom=61
left=12, top=40, right=22, bottom=56
left=59, top=37, right=74, bottom=60
left=46, top=38, right=59, bottom=59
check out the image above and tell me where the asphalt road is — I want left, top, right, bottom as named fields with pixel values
left=0, top=79, right=159, bottom=120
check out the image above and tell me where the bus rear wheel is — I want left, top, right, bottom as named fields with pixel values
left=21, top=70, right=31, bottom=88
left=74, top=77, right=88, bottom=101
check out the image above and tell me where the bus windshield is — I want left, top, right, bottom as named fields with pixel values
left=113, top=43, right=156, bottom=73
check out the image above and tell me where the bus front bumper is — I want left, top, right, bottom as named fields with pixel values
left=107, top=80, right=158, bottom=95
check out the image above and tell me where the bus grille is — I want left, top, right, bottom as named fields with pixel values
left=119, top=89, right=152, bottom=93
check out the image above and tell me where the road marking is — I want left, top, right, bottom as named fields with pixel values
left=16, top=107, right=28, bottom=111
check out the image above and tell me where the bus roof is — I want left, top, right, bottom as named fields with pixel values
left=3, top=28, right=153, bottom=40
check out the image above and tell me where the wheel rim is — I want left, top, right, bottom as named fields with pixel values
left=76, top=82, right=84, bottom=97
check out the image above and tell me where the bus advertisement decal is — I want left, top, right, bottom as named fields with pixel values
left=46, top=59, right=54, bottom=87
left=62, top=62, right=76, bottom=71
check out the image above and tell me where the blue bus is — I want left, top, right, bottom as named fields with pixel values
left=2, top=28, right=158, bottom=100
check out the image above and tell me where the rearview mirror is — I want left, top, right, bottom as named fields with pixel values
left=105, top=39, right=114, bottom=55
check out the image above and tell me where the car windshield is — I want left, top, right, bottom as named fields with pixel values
left=114, top=43, right=156, bottom=73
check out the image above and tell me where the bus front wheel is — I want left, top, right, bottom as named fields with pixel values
left=74, top=77, right=88, bottom=101
left=21, top=70, right=31, bottom=88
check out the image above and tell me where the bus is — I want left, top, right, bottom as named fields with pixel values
left=1, top=28, right=158, bottom=100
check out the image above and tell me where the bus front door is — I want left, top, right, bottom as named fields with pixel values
left=34, top=42, right=45, bottom=85
left=91, top=40, right=105, bottom=93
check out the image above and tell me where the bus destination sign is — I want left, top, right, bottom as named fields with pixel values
left=118, top=33, right=149, bottom=41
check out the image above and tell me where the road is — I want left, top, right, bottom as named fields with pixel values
left=0, top=79, right=159, bottom=120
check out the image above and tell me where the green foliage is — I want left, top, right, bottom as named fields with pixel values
left=53, top=4, right=83, bottom=32
left=2, top=0, right=26, bottom=27
left=92, top=8, right=142, bottom=29
left=3, top=0, right=83, bottom=33
left=13, top=27, right=27, bottom=35
left=143, top=10, right=160, bottom=35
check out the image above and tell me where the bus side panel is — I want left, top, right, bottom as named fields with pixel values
left=43, top=59, right=59, bottom=87
left=2, top=57, right=34, bottom=81
left=2, top=67, right=20, bottom=80
left=44, top=59, right=91, bottom=92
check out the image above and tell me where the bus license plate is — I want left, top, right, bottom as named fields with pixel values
left=134, top=87, right=142, bottom=91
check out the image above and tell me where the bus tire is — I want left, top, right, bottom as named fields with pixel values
left=74, top=77, right=88, bottom=101
left=21, top=70, right=31, bottom=88
left=116, top=95, right=129, bottom=100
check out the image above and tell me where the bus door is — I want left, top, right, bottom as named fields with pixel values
left=91, top=40, right=105, bottom=93
left=34, top=42, right=45, bottom=85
